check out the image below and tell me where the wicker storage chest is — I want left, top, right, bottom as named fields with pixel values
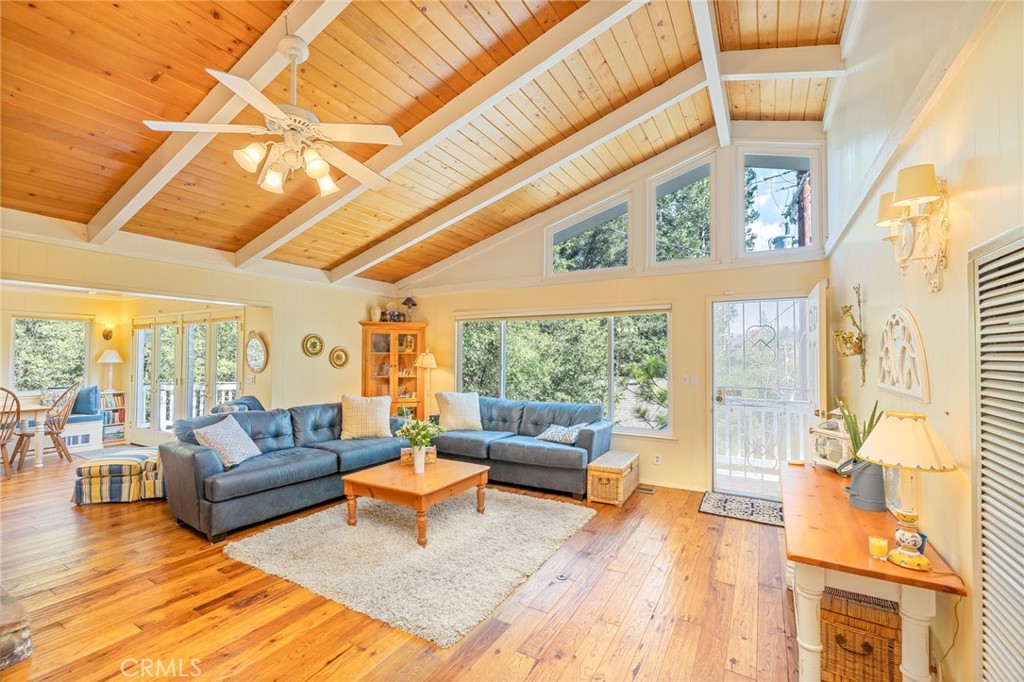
left=587, top=451, right=639, bottom=505
left=821, top=587, right=902, bottom=682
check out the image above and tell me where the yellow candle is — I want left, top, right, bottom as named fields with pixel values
left=869, top=536, right=889, bottom=560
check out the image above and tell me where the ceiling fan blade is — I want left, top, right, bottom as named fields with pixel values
left=144, top=121, right=266, bottom=134
left=315, top=123, right=402, bottom=146
left=206, top=69, right=288, bottom=121
left=317, top=144, right=389, bottom=191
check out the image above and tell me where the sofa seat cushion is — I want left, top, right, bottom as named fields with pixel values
left=488, top=435, right=588, bottom=470
left=309, top=437, right=406, bottom=472
left=433, top=430, right=515, bottom=459
left=204, top=447, right=339, bottom=502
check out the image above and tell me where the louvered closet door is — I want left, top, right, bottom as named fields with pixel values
left=973, top=229, right=1024, bottom=681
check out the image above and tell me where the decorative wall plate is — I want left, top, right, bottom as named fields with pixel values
left=877, top=307, right=930, bottom=402
left=329, top=346, right=350, bottom=369
left=245, top=331, right=268, bottom=373
left=302, top=333, right=325, bottom=357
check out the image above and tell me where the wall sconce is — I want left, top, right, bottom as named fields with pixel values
left=102, top=323, right=114, bottom=341
left=875, top=163, right=950, bottom=292
left=832, top=284, right=866, bottom=386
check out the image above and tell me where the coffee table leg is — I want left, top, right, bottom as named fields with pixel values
left=477, top=482, right=486, bottom=513
left=416, top=511, right=427, bottom=547
left=347, top=495, right=358, bottom=526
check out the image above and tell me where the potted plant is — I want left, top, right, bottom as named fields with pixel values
left=835, top=399, right=886, bottom=511
left=396, top=419, right=445, bottom=474
left=395, top=406, right=414, bottom=419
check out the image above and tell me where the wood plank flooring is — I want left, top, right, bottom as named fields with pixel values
left=0, top=455, right=798, bottom=681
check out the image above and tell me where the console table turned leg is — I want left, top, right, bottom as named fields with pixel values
left=899, top=585, right=937, bottom=682
left=793, top=563, right=825, bottom=682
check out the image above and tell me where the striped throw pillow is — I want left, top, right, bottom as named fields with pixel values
left=341, top=395, right=392, bottom=439
left=436, top=392, right=483, bottom=431
left=536, top=423, right=587, bottom=445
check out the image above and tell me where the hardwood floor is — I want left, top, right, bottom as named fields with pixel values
left=0, top=456, right=798, bottom=682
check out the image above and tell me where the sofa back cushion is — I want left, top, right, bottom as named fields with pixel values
left=246, top=409, right=295, bottom=453
left=519, top=401, right=603, bottom=437
left=479, top=397, right=525, bottom=433
left=291, top=403, right=342, bottom=446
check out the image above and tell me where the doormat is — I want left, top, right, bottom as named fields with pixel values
left=699, top=491, right=784, bottom=527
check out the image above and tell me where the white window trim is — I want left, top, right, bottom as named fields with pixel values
left=8, top=314, right=93, bottom=396
left=544, top=190, right=634, bottom=282
left=734, top=141, right=826, bottom=263
left=455, top=308, right=673, bottom=437
left=646, top=150, right=719, bottom=270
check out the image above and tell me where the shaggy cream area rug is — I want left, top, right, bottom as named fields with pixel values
left=224, top=489, right=595, bottom=647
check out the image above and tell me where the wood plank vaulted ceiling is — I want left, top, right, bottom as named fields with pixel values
left=1, top=0, right=848, bottom=285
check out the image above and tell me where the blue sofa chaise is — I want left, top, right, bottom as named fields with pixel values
left=160, top=403, right=407, bottom=541
left=432, top=397, right=613, bottom=499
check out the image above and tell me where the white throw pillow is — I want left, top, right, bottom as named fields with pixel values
left=193, top=416, right=261, bottom=468
left=436, top=392, right=483, bottom=431
left=536, top=423, right=586, bottom=445
left=341, top=395, right=392, bottom=439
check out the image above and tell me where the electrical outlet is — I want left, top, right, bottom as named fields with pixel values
left=691, top=374, right=700, bottom=386
left=653, top=453, right=662, bottom=465
left=681, top=375, right=690, bottom=385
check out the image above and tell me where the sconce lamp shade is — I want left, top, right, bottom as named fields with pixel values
left=414, top=351, right=437, bottom=370
left=893, top=164, right=941, bottom=207
left=97, top=349, right=124, bottom=365
left=875, top=192, right=903, bottom=227
left=857, top=412, right=958, bottom=472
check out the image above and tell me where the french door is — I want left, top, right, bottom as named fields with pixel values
left=710, top=282, right=826, bottom=500
left=128, top=315, right=240, bottom=444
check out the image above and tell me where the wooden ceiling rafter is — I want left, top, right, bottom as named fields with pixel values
left=690, top=0, right=731, bottom=148
left=86, top=0, right=350, bottom=245
left=232, top=0, right=646, bottom=268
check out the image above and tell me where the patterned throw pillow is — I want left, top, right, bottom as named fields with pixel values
left=436, top=392, right=483, bottom=431
left=193, top=416, right=261, bottom=468
left=340, top=395, right=392, bottom=439
left=536, top=423, right=587, bottom=445
left=215, top=404, right=248, bottom=413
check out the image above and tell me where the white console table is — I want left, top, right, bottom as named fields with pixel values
left=781, top=464, right=966, bottom=682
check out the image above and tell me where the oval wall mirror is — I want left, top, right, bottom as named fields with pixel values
left=245, top=331, right=268, bottom=374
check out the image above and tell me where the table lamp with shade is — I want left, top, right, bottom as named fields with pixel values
left=414, top=350, right=437, bottom=414
left=857, top=411, right=959, bottom=571
left=97, top=349, right=124, bottom=393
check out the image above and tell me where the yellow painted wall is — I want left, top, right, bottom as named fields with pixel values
left=1, top=237, right=381, bottom=410
left=826, top=4, right=1023, bottom=678
left=416, top=259, right=828, bottom=492
left=0, top=287, right=130, bottom=393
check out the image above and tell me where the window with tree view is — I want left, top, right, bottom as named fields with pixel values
left=459, top=312, right=669, bottom=432
left=551, top=201, right=629, bottom=273
left=12, top=317, right=89, bottom=392
left=654, top=163, right=712, bottom=262
left=743, top=154, right=813, bottom=252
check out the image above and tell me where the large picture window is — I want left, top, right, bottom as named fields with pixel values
left=550, top=201, right=629, bottom=274
left=742, top=153, right=814, bottom=252
left=12, top=317, right=89, bottom=392
left=459, top=311, right=669, bottom=433
left=654, top=162, right=712, bottom=263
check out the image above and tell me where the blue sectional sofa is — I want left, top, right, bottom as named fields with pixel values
left=433, top=397, right=613, bottom=499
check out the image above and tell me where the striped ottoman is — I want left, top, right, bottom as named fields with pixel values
left=71, top=449, right=165, bottom=505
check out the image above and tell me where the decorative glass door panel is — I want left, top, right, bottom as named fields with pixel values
left=185, top=322, right=207, bottom=418
left=711, top=297, right=816, bottom=500
left=361, top=323, right=428, bottom=419
left=156, top=324, right=178, bottom=433
left=395, top=333, right=419, bottom=409
left=133, top=328, right=153, bottom=432
left=214, top=320, right=239, bottom=407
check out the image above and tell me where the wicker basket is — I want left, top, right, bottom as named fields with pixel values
left=399, top=446, right=437, bottom=466
left=587, top=451, right=639, bottom=505
left=821, top=587, right=902, bottom=682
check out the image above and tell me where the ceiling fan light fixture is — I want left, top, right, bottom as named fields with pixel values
left=303, top=147, right=330, bottom=179
left=233, top=142, right=266, bottom=173
left=260, top=163, right=286, bottom=194
left=317, top=174, right=340, bottom=197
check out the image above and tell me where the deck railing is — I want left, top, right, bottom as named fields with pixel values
left=142, top=382, right=239, bottom=430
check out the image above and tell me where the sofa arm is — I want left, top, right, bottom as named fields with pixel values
left=390, top=416, right=406, bottom=435
left=577, top=420, right=613, bottom=462
left=159, top=441, right=224, bottom=531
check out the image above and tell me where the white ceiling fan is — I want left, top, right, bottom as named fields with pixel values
left=144, top=34, right=401, bottom=196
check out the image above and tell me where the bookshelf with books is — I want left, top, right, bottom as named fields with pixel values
left=101, top=391, right=126, bottom=445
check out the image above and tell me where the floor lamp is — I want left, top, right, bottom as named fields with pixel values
left=414, top=350, right=437, bottom=417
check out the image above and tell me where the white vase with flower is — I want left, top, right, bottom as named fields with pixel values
left=396, top=418, right=445, bottom=475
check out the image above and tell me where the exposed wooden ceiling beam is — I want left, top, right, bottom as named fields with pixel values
left=690, top=0, right=731, bottom=148
left=719, top=45, right=845, bottom=81
left=328, top=63, right=709, bottom=283
left=233, top=0, right=647, bottom=269
left=86, top=0, right=350, bottom=246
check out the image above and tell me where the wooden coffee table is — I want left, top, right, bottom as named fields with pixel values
left=342, top=458, right=490, bottom=547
